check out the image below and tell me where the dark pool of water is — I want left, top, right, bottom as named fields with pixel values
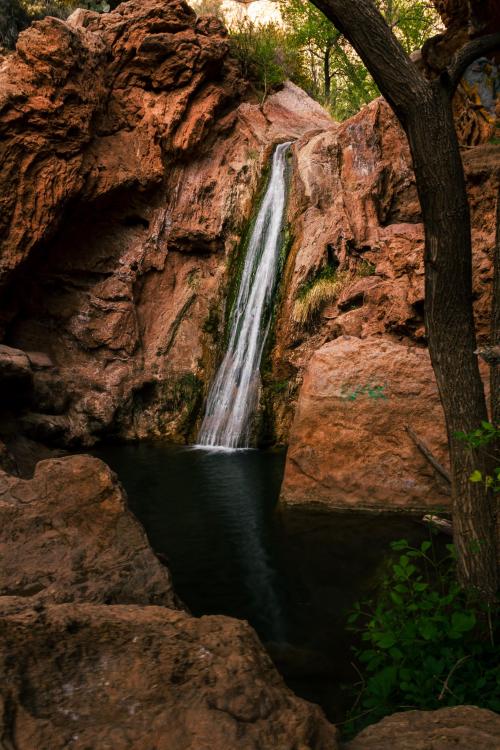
left=95, top=442, right=441, bottom=722
left=95, top=443, right=287, bottom=639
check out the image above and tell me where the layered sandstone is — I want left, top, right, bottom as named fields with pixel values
left=0, top=0, right=332, bottom=447
left=272, top=97, right=498, bottom=511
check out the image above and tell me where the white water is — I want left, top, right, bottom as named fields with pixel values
left=198, top=142, right=292, bottom=449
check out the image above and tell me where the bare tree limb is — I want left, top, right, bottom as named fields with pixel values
left=446, top=33, right=500, bottom=92
left=438, top=656, right=471, bottom=700
left=405, top=425, right=451, bottom=484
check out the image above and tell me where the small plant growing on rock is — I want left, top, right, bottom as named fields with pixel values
left=292, top=267, right=352, bottom=326
left=340, top=383, right=388, bottom=401
left=357, top=259, right=376, bottom=276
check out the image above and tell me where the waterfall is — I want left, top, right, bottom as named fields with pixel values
left=198, top=141, right=292, bottom=449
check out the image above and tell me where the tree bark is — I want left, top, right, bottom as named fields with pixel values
left=324, top=44, right=332, bottom=100
left=405, top=85, right=496, bottom=596
left=311, top=0, right=499, bottom=599
left=493, top=186, right=500, bottom=426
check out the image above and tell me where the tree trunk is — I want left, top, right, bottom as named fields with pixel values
left=324, top=44, right=332, bottom=100
left=493, top=187, right=500, bottom=426
left=310, top=0, right=499, bottom=599
left=405, top=84, right=497, bottom=598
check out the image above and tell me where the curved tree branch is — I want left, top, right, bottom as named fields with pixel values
left=446, top=33, right=500, bottom=93
left=310, top=0, right=428, bottom=119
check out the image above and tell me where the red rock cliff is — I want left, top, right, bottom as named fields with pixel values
left=0, top=0, right=332, bottom=447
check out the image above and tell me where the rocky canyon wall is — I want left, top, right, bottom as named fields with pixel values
left=273, top=98, right=498, bottom=512
left=0, top=0, right=332, bottom=453
left=0, top=0, right=498, bottom=514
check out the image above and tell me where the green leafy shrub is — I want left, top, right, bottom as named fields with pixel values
left=0, top=0, right=29, bottom=49
left=345, top=538, right=500, bottom=736
left=229, top=19, right=307, bottom=103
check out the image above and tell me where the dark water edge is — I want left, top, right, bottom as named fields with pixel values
left=94, top=442, right=440, bottom=723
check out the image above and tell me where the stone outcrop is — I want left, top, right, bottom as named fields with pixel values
left=271, top=97, right=498, bottom=511
left=0, top=0, right=332, bottom=447
left=345, top=706, right=500, bottom=749
left=0, top=598, right=339, bottom=750
left=0, top=454, right=179, bottom=606
left=280, top=336, right=451, bottom=512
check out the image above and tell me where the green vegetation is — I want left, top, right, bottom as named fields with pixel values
left=357, top=259, right=377, bottom=277
left=278, top=0, right=440, bottom=119
left=345, top=538, right=500, bottom=736
left=340, top=383, right=388, bottom=401
left=192, top=0, right=439, bottom=117
left=229, top=19, right=307, bottom=104
left=293, top=266, right=352, bottom=325
left=456, top=422, right=500, bottom=494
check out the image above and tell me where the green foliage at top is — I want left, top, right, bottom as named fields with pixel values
left=345, top=537, right=500, bottom=737
left=456, top=421, right=500, bottom=493
left=278, top=0, right=440, bottom=119
left=0, top=0, right=29, bottom=48
left=229, top=19, right=307, bottom=103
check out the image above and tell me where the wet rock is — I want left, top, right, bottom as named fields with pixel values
left=346, top=705, right=500, bottom=749
left=0, top=454, right=178, bottom=606
left=0, top=598, right=339, bottom=750
left=281, top=336, right=451, bottom=512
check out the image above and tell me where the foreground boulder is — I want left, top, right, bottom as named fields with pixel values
left=0, top=454, right=178, bottom=606
left=0, top=598, right=339, bottom=750
left=281, top=336, right=451, bottom=512
left=346, top=706, right=500, bottom=749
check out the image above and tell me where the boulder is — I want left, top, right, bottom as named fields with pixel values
left=280, top=336, right=451, bottom=512
left=0, top=344, right=31, bottom=382
left=0, top=598, right=339, bottom=750
left=346, top=706, right=500, bottom=749
left=0, top=454, right=178, bottom=606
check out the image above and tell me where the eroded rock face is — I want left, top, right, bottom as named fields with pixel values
left=0, top=0, right=332, bottom=446
left=0, top=454, right=179, bottom=606
left=0, top=598, right=339, bottom=750
left=346, top=706, right=500, bottom=749
left=280, top=336, right=451, bottom=512
left=270, top=96, right=497, bottom=510
left=268, top=99, right=497, bottom=443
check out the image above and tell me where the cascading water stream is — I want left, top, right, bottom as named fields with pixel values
left=198, top=141, right=292, bottom=449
